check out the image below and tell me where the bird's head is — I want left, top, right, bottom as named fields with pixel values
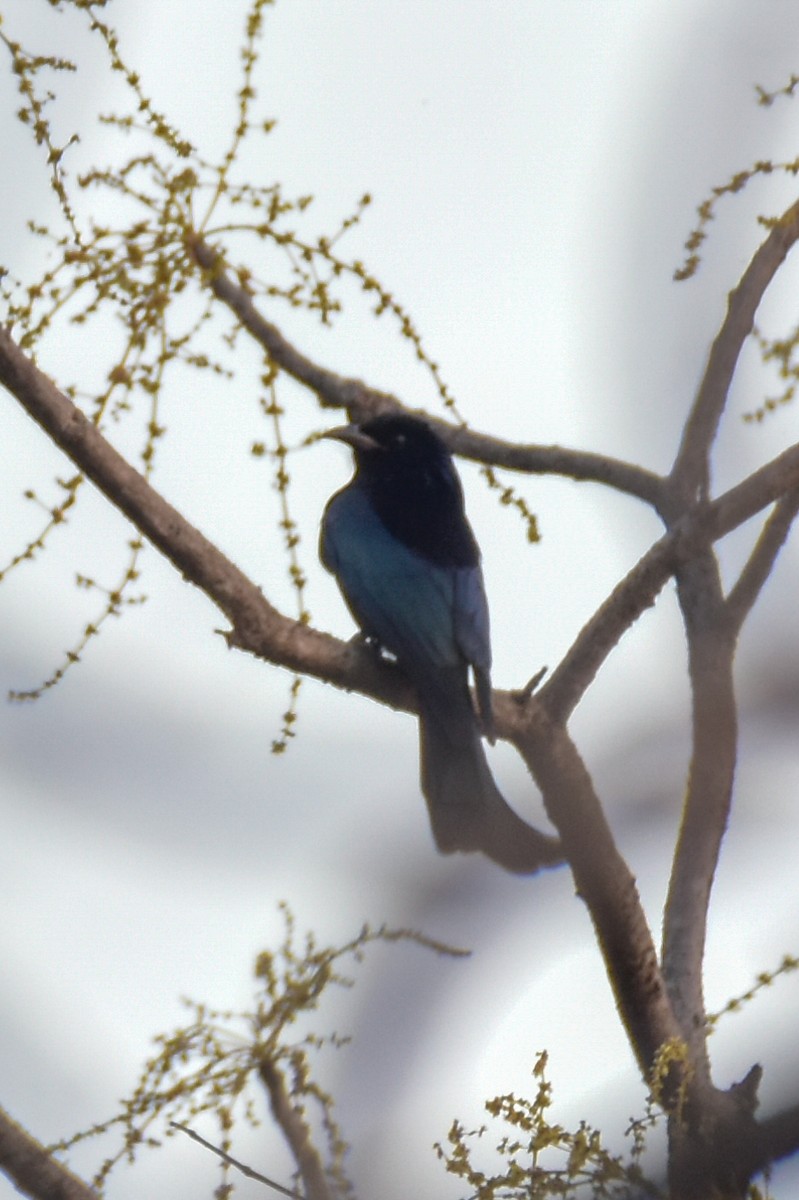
left=322, top=413, right=450, bottom=471
left=322, top=413, right=477, bottom=567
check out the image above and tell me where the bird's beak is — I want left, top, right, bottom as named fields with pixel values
left=321, top=423, right=382, bottom=452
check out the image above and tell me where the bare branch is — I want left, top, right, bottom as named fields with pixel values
left=663, top=453, right=799, bottom=1071
left=170, top=1122, right=304, bottom=1199
left=660, top=190, right=799, bottom=1066
left=258, top=1061, right=335, bottom=1200
left=663, top=558, right=736, bottom=1078
left=664, top=204, right=799, bottom=1033
left=670, top=197, right=799, bottom=505
left=538, top=530, right=678, bottom=724
left=705, top=440, right=799, bottom=531
left=539, top=441, right=799, bottom=723
left=0, top=1106, right=99, bottom=1200
left=508, top=705, right=683, bottom=1077
left=441, top=425, right=667, bottom=506
left=726, top=489, right=799, bottom=630
left=190, top=236, right=666, bottom=506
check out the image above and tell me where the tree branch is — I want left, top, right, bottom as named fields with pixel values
left=0, top=324, right=402, bottom=702
left=509, top=705, right=683, bottom=1077
left=538, top=530, right=679, bottom=725
left=670, top=197, right=799, bottom=506
left=662, top=558, right=736, bottom=1078
left=662, top=187, right=799, bottom=1062
left=655, top=196, right=799, bottom=1084
left=189, top=235, right=666, bottom=506
left=538, top=442, right=799, bottom=723
left=258, top=1061, right=334, bottom=1200
left=726, top=489, right=799, bottom=631
left=0, top=1106, right=99, bottom=1200
left=170, top=1122, right=304, bottom=1200
left=444, top=426, right=667, bottom=505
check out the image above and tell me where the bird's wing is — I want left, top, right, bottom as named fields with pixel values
left=453, top=568, right=494, bottom=736
left=321, top=485, right=462, bottom=671
left=452, top=566, right=491, bottom=677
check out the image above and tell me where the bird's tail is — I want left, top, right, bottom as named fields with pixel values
left=417, top=677, right=559, bottom=874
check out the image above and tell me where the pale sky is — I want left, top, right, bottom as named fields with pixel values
left=3, top=3, right=799, bottom=1197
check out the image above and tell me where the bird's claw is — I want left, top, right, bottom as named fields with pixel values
left=349, top=630, right=386, bottom=659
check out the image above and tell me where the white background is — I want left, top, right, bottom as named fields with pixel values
left=2, top=2, right=799, bottom=1196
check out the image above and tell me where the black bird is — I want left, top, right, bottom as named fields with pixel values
left=320, top=412, right=551, bottom=871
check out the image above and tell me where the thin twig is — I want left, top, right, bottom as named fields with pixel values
left=170, top=1122, right=304, bottom=1199
left=726, top=489, right=799, bottom=631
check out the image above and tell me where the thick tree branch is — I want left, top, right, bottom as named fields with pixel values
left=670, top=197, right=799, bottom=507
left=0, top=325, right=402, bottom=702
left=644, top=198, right=799, bottom=1196
left=0, top=1106, right=98, bottom=1200
left=258, top=1062, right=334, bottom=1200
left=655, top=197, right=799, bottom=1093
left=509, top=705, right=683, bottom=1077
left=189, top=235, right=666, bottom=506
left=662, top=560, right=736, bottom=1076
left=667, top=1074, right=765, bottom=1200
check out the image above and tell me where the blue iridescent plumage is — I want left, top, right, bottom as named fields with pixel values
left=321, top=413, right=542, bottom=869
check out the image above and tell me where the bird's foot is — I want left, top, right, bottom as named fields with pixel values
left=349, top=630, right=389, bottom=660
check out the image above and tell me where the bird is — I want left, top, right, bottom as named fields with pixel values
left=320, top=412, right=554, bottom=872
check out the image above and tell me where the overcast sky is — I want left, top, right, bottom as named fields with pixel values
left=3, top=3, right=799, bottom=1197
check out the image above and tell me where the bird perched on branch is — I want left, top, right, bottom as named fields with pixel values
left=320, top=412, right=551, bottom=872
